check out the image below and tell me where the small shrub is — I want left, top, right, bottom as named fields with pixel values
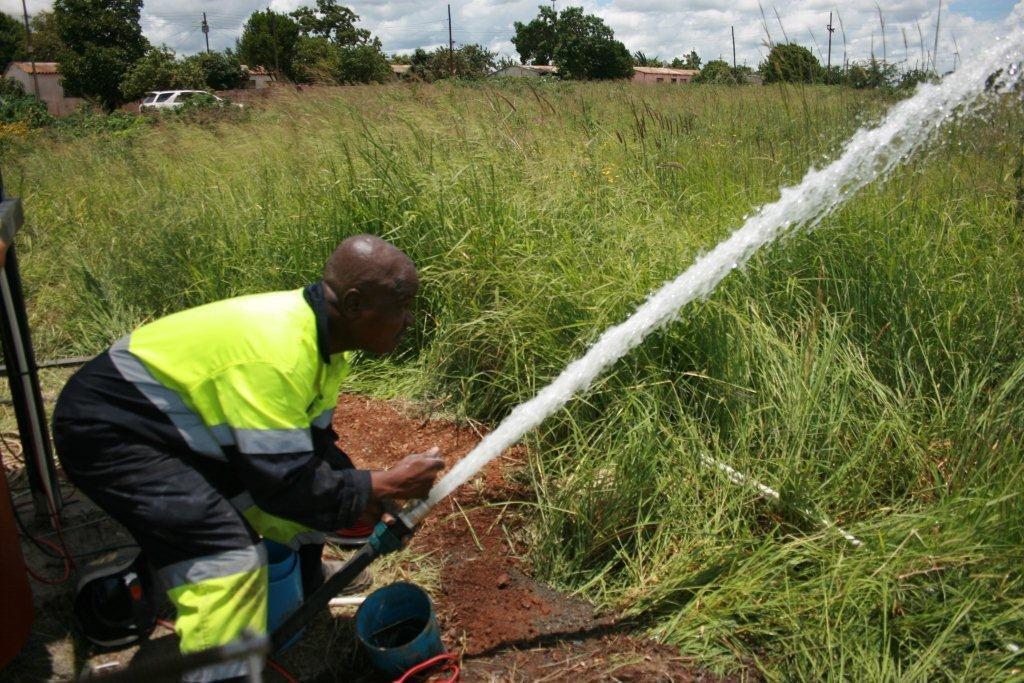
left=54, top=104, right=149, bottom=136
left=0, top=77, right=26, bottom=97
left=164, top=92, right=249, bottom=124
left=897, top=68, right=937, bottom=92
left=0, top=94, right=54, bottom=127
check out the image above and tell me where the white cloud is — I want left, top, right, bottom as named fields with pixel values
left=1, top=0, right=1015, bottom=72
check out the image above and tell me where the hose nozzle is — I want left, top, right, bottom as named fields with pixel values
left=397, top=498, right=432, bottom=530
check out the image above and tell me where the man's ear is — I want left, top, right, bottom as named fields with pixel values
left=340, top=288, right=362, bottom=319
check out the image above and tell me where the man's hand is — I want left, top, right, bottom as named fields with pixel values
left=369, top=447, right=444, bottom=500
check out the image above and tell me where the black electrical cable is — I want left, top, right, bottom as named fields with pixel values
left=2, top=425, right=83, bottom=506
left=8, top=491, right=73, bottom=584
left=11, top=497, right=64, bottom=555
left=2, top=429, right=78, bottom=583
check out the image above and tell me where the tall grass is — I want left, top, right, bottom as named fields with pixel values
left=6, top=80, right=1024, bottom=679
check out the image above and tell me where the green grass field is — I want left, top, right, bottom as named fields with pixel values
left=5, top=81, right=1024, bottom=679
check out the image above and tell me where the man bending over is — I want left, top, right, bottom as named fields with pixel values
left=54, top=234, right=443, bottom=681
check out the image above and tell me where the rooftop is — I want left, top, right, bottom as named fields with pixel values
left=7, top=62, right=60, bottom=75
left=522, top=64, right=558, bottom=73
left=633, top=66, right=700, bottom=76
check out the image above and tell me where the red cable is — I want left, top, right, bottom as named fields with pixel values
left=15, top=496, right=75, bottom=585
left=394, top=653, right=461, bottom=683
left=46, top=496, right=77, bottom=572
left=4, top=430, right=76, bottom=583
left=266, top=657, right=299, bottom=683
left=21, top=531, right=72, bottom=585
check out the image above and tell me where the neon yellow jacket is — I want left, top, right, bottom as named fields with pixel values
left=61, top=284, right=370, bottom=531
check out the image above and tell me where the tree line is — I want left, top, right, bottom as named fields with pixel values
left=1, top=1, right=945, bottom=114
left=510, top=6, right=938, bottom=90
left=0, top=0, right=450, bottom=111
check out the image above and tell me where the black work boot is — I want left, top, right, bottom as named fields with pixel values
left=298, top=543, right=373, bottom=596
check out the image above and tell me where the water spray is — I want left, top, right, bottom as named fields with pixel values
left=275, top=24, right=1024, bottom=650
left=400, top=30, right=1024, bottom=530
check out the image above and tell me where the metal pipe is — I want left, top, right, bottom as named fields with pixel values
left=0, top=171, right=61, bottom=523
left=697, top=452, right=863, bottom=548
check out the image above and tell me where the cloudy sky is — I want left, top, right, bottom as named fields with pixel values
left=2, top=0, right=1017, bottom=73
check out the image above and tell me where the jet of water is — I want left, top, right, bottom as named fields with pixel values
left=401, top=24, right=1024, bottom=527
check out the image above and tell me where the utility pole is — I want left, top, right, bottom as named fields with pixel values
left=202, top=12, right=210, bottom=53
left=447, top=4, right=455, bottom=78
left=731, top=26, right=736, bottom=68
left=20, top=0, right=39, bottom=98
left=826, top=11, right=835, bottom=84
left=269, top=7, right=280, bottom=76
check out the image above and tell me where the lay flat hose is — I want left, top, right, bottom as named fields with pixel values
left=78, top=631, right=269, bottom=682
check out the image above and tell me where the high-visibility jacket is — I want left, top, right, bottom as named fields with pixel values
left=53, top=284, right=371, bottom=533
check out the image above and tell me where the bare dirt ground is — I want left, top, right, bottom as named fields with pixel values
left=4, top=393, right=720, bottom=682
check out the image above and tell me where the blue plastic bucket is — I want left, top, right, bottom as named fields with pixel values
left=355, top=582, right=445, bottom=677
left=264, top=540, right=304, bottom=651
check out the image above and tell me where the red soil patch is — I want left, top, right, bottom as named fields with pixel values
left=332, top=394, right=715, bottom=681
left=6, top=394, right=716, bottom=681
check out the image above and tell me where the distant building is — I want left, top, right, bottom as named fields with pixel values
left=2, top=62, right=85, bottom=116
left=241, top=65, right=274, bottom=89
left=632, top=66, right=699, bottom=84
left=489, top=64, right=559, bottom=78
left=391, top=64, right=412, bottom=78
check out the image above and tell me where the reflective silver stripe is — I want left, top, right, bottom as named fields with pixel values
left=109, top=336, right=225, bottom=460
left=312, top=407, right=333, bottom=429
left=159, top=544, right=267, bottom=590
left=234, top=427, right=312, bottom=454
left=183, top=657, right=260, bottom=683
left=210, top=423, right=234, bottom=447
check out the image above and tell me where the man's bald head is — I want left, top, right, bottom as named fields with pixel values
left=322, top=235, right=419, bottom=355
left=324, top=234, right=417, bottom=301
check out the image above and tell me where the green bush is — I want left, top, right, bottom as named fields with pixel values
left=409, top=44, right=497, bottom=81
left=759, top=43, right=822, bottom=83
left=53, top=104, right=148, bottom=136
left=159, top=92, right=249, bottom=125
left=180, top=51, right=246, bottom=91
left=845, top=60, right=939, bottom=93
left=120, top=46, right=199, bottom=101
left=293, top=36, right=391, bottom=84
left=0, top=93, right=54, bottom=127
left=694, top=59, right=752, bottom=85
left=0, top=76, right=26, bottom=97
